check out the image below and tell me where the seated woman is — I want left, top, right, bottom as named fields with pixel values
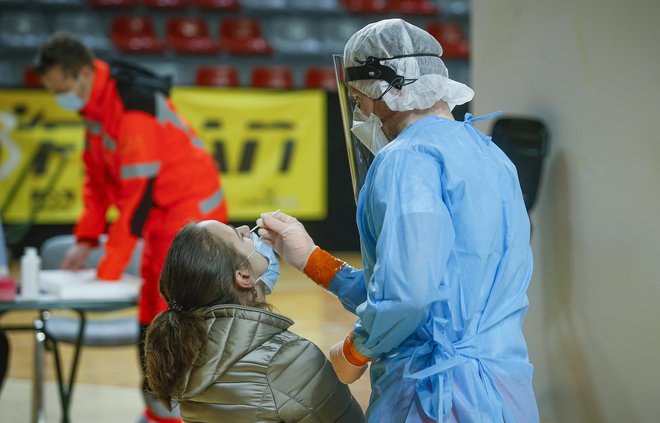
left=145, top=220, right=364, bottom=423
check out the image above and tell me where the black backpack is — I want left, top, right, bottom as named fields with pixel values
left=109, top=59, right=172, bottom=96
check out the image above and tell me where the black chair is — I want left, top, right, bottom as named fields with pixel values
left=491, top=117, right=550, bottom=212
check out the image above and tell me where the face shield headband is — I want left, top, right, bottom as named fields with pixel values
left=345, top=53, right=441, bottom=100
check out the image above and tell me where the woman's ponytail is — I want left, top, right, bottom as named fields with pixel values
left=145, top=308, right=208, bottom=408
left=143, top=222, right=251, bottom=407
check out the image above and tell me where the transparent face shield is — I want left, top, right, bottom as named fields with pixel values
left=333, top=54, right=375, bottom=204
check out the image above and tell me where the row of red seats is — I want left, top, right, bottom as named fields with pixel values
left=90, top=0, right=238, bottom=9
left=342, top=0, right=438, bottom=14
left=24, top=65, right=337, bottom=90
left=111, top=16, right=468, bottom=59
left=90, top=0, right=440, bottom=16
left=113, top=16, right=270, bottom=54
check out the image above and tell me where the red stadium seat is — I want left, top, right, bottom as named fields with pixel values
left=341, top=0, right=388, bottom=13
left=387, top=0, right=439, bottom=15
left=88, top=0, right=140, bottom=7
left=426, top=22, right=469, bottom=59
left=304, top=67, right=337, bottom=91
left=166, top=17, right=220, bottom=54
left=196, top=65, right=239, bottom=87
left=144, top=0, right=190, bottom=7
left=220, top=18, right=272, bottom=55
left=23, top=67, right=43, bottom=87
left=193, top=0, right=240, bottom=10
left=111, top=16, right=165, bottom=53
left=251, top=66, right=293, bottom=89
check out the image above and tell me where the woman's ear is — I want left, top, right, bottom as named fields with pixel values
left=235, top=225, right=250, bottom=238
left=233, top=268, right=253, bottom=290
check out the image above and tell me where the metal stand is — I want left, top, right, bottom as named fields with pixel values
left=45, top=310, right=87, bottom=423
left=32, top=320, right=46, bottom=423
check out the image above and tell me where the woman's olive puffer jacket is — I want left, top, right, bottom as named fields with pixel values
left=174, top=305, right=365, bottom=423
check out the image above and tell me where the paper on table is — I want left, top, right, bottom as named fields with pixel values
left=39, top=269, right=142, bottom=300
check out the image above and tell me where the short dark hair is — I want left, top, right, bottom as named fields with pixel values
left=33, top=32, right=95, bottom=77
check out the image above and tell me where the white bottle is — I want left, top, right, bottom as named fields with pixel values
left=20, top=247, right=41, bottom=299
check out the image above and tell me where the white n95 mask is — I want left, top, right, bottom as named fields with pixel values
left=351, top=104, right=389, bottom=155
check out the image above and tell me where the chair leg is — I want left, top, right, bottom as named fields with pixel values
left=32, top=320, right=46, bottom=423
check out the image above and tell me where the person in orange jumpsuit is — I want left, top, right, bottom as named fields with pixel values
left=35, top=32, right=228, bottom=423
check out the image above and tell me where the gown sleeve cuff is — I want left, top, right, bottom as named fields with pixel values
left=303, top=247, right=347, bottom=289
left=343, top=331, right=372, bottom=366
left=76, top=237, right=100, bottom=248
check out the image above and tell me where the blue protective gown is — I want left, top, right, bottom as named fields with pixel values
left=328, top=114, right=539, bottom=422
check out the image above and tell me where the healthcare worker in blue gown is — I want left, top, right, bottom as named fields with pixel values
left=258, top=18, right=539, bottom=423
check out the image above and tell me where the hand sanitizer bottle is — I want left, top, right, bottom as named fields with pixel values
left=20, top=247, right=41, bottom=299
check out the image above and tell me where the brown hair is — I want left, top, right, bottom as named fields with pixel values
left=145, top=223, right=263, bottom=408
left=33, top=32, right=94, bottom=77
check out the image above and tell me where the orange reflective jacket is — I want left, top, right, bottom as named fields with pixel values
left=75, top=60, right=227, bottom=280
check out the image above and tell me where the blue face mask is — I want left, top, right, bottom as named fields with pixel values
left=55, top=91, right=85, bottom=112
left=242, top=233, right=280, bottom=294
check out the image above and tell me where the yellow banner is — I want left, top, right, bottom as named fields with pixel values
left=0, top=88, right=326, bottom=224
left=172, top=88, right=326, bottom=220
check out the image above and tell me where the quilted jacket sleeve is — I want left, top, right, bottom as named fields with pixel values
left=267, top=337, right=365, bottom=423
